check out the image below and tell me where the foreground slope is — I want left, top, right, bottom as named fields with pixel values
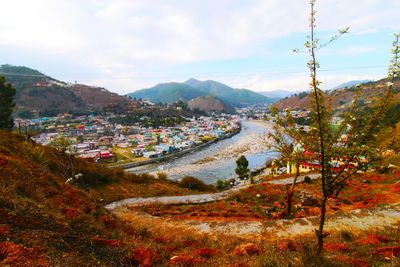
left=1, top=132, right=400, bottom=266
left=0, top=131, right=200, bottom=266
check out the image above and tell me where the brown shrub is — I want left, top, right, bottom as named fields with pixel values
left=233, top=243, right=261, bottom=256
left=179, top=176, right=215, bottom=192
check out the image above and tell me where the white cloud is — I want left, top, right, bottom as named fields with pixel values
left=0, top=0, right=398, bottom=93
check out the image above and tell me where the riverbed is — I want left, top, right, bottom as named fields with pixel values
left=126, top=120, right=278, bottom=184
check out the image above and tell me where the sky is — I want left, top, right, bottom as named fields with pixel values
left=0, top=0, right=399, bottom=94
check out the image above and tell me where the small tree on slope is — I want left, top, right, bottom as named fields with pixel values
left=0, top=76, right=16, bottom=131
left=303, top=0, right=400, bottom=256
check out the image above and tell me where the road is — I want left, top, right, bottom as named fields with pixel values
left=105, top=173, right=321, bottom=210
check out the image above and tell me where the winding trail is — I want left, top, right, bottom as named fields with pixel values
left=109, top=172, right=400, bottom=239
left=105, top=173, right=321, bottom=210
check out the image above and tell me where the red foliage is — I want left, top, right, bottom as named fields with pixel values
left=154, top=236, right=171, bottom=244
left=336, top=255, right=369, bottom=267
left=194, top=248, right=221, bottom=258
left=99, top=215, right=116, bottom=228
left=271, top=212, right=284, bottom=219
left=323, top=242, right=350, bottom=252
left=272, top=201, right=282, bottom=208
left=356, top=234, right=389, bottom=245
left=373, top=246, right=400, bottom=258
left=307, top=207, right=321, bottom=216
left=0, top=224, right=10, bottom=236
left=61, top=207, right=81, bottom=219
left=169, top=254, right=205, bottom=266
left=131, top=247, right=156, bottom=267
left=277, top=240, right=302, bottom=252
left=233, top=243, right=261, bottom=256
left=0, top=242, right=51, bottom=267
left=295, top=211, right=307, bottom=218
left=0, top=157, right=7, bottom=167
left=91, top=237, right=121, bottom=247
left=391, top=184, right=400, bottom=193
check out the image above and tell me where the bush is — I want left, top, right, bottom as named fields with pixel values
left=304, top=176, right=312, bottom=183
left=157, top=172, right=167, bottom=180
left=179, top=176, right=215, bottom=192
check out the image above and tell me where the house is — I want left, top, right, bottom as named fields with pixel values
left=100, top=150, right=115, bottom=159
left=143, top=151, right=161, bottom=158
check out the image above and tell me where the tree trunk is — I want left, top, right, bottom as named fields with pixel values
left=316, top=194, right=328, bottom=255
left=286, top=162, right=300, bottom=216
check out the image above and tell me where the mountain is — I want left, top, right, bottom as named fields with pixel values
left=188, top=95, right=236, bottom=114
left=128, top=82, right=204, bottom=104
left=331, top=80, right=372, bottom=90
left=128, top=78, right=274, bottom=107
left=0, top=65, right=129, bottom=117
left=259, top=89, right=301, bottom=99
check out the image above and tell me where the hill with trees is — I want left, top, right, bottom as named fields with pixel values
left=128, top=78, right=274, bottom=107
left=0, top=65, right=130, bottom=117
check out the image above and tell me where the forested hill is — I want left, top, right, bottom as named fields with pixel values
left=0, top=64, right=130, bottom=117
left=128, top=78, right=275, bottom=107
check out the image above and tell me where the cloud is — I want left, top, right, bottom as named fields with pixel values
left=0, top=0, right=398, bottom=93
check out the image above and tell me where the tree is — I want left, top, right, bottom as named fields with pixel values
left=301, top=0, right=399, bottom=256
left=0, top=76, right=16, bottom=131
left=268, top=108, right=314, bottom=217
left=235, top=155, right=249, bottom=179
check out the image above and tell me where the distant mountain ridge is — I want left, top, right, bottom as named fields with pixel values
left=0, top=64, right=129, bottom=117
left=331, top=80, right=372, bottom=90
left=259, top=89, right=302, bottom=99
left=128, top=78, right=274, bottom=107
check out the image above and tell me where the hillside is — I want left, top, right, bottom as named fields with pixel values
left=275, top=77, right=400, bottom=113
left=0, top=131, right=208, bottom=266
left=129, top=82, right=204, bottom=104
left=188, top=95, right=236, bottom=114
left=0, top=65, right=129, bottom=117
left=1, top=134, right=399, bottom=266
left=128, top=78, right=274, bottom=107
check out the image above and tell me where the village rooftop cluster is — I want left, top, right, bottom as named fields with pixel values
left=23, top=114, right=240, bottom=163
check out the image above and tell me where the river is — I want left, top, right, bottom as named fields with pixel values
left=126, top=120, right=278, bottom=184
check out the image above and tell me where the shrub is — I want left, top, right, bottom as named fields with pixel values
left=304, top=176, right=312, bottom=183
left=232, top=243, right=261, bottom=256
left=179, top=176, right=215, bottom=192
left=157, top=172, right=167, bottom=180
left=131, top=247, right=156, bottom=267
left=194, top=248, right=221, bottom=258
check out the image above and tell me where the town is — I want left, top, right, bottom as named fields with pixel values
left=21, top=113, right=240, bottom=165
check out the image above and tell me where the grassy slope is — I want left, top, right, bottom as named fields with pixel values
left=0, top=131, right=200, bottom=266
left=1, top=131, right=399, bottom=266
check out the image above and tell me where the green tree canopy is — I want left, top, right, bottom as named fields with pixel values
left=235, top=155, right=249, bottom=179
left=0, top=76, right=16, bottom=131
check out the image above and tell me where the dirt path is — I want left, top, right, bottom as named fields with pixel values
left=185, top=203, right=400, bottom=238
left=114, top=203, right=400, bottom=239
left=105, top=173, right=321, bottom=210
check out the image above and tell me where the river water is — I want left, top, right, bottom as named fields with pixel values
left=126, top=120, right=278, bottom=184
